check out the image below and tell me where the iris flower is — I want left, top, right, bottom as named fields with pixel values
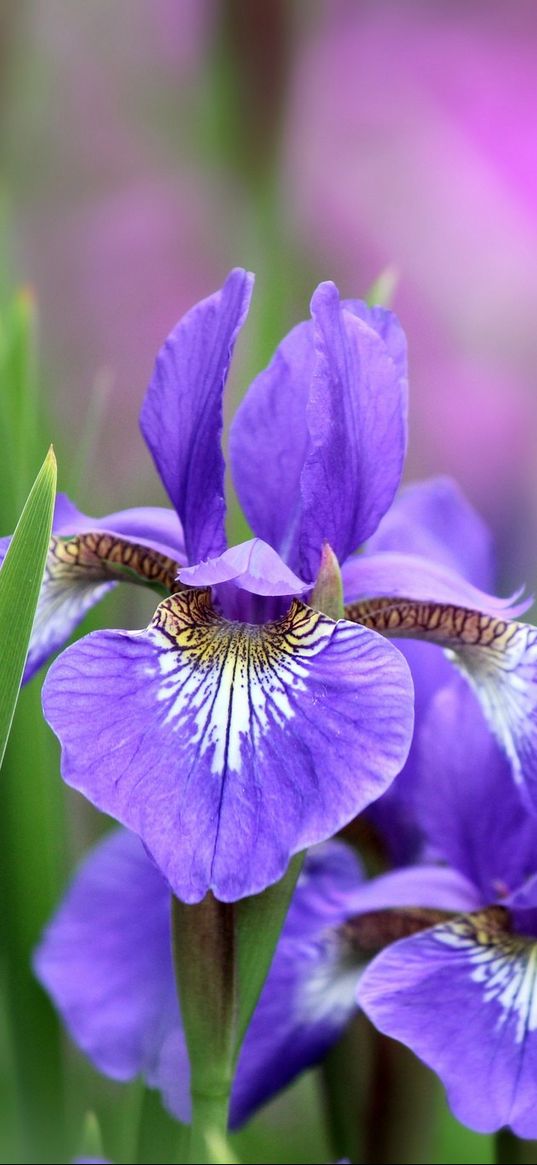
left=5, top=268, right=534, bottom=901
left=35, top=832, right=366, bottom=1128
left=36, top=665, right=537, bottom=1136
left=359, top=677, right=537, bottom=1136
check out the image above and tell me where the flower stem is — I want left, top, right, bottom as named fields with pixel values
left=495, top=1129, right=522, bottom=1165
left=188, top=1091, right=233, bottom=1165
left=171, top=895, right=235, bottom=1164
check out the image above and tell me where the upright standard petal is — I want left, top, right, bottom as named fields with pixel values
left=230, top=320, right=315, bottom=563
left=140, top=268, right=254, bottom=564
left=42, top=589, right=413, bottom=903
left=359, top=908, right=537, bottom=1137
left=299, top=283, right=407, bottom=580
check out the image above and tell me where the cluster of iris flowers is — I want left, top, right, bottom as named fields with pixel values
left=8, top=268, right=537, bottom=1158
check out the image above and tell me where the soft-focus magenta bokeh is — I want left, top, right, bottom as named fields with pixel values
left=4, top=0, right=537, bottom=593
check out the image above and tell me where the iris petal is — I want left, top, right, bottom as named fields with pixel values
left=140, top=267, right=254, bottom=564
left=179, top=538, right=309, bottom=596
left=345, top=584, right=537, bottom=811
left=23, top=530, right=184, bottom=682
left=42, top=589, right=413, bottom=903
left=359, top=909, right=537, bottom=1136
left=299, top=283, right=407, bottom=579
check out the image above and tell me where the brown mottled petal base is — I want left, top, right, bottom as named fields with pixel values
left=22, top=532, right=185, bottom=682
left=345, top=596, right=537, bottom=809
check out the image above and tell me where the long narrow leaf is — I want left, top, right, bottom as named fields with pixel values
left=0, top=446, right=56, bottom=769
left=233, top=852, right=303, bottom=1059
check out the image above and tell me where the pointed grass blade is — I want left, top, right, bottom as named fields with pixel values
left=0, top=446, right=56, bottom=769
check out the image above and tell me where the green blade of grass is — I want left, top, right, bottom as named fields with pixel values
left=0, top=445, right=56, bottom=770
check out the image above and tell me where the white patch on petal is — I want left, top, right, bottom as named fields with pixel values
left=29, top=576, right=114, bottom=673
left=447, top=622, right=537, bottom=793
left=149, top=590, right=334, bottom=777
left=297, top=932, right=359, bottom=1027
left=436, top=916, right=537, bottom=1045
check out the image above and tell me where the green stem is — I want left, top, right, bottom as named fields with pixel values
left=171, top=895, right=235, bottom=1164
left=495, top=1128, right=522, bottom=1165
left=320, top=1017, right=364, bottom=1163
left=188, top=1091, right=232, bottom=1165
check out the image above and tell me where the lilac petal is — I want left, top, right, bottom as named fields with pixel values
left=180, top=538, right=309, bottom=597
left=344, top=864, right=480, bottom=915
left=366, top=476, right=495, bottom=591
left=359, top=912, right=537, bottom=1136
left=343, top=299, right=408, bottom=417
left=43, top=591, right=413, bottom=903
left=231, top=856, right=474, bottom=1127
left=416, top=679, right=537, bottom=901
left=345, top=572, right=537, bottom=817
left=2, top=494, right=187, bottom=684
left=140, top=268, right=254, bottom=564
left=33, top=830, right=181, bottom=1086
left=299, top=282, right=407, bottom=580
left=342, top=550, right=527, bottom=616
left=230, top=320, right=315, bottom=564
left=38, top=830, right=365, bottom=1128
left=54, top=493, right=187, bottom=562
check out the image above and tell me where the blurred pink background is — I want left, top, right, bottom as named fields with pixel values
left=2, top=0, right=537, bottom=585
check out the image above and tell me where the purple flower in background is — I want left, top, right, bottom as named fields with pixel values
left=359, top=677, right=537, bottom=1136
left=2, top=267, right=535, bottom=902
left=36, top=679, right=537, bottom=1136
left=35, top=832, right=366, bottom=1128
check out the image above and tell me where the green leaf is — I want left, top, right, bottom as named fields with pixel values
left=0, top=446, right=56, bottom=770
left=233, top=852, right=303, bottom=1059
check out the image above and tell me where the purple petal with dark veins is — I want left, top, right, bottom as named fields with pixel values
left=3, top=494, right=187, bottom=684
left=53, top=493, right=186, bottom=562
left=341, top=550, right=528, bottom=616
left=42, top=590, right=413, bottom=903
left=359, top=912, right=537, bottom=1136
left=140, top=268, right=254, bottom=563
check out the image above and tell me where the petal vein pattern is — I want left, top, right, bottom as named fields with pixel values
left=43, top=591, right=413, bottom=902
left=24, top=531, right=184, bottom=682
left=434, top=916, right=537, bottom=1046
left=358, top=908, right=537, bottom=1136
left=346, top=596, right=537, bottom=812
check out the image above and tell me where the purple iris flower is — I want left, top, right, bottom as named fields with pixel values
left=35, top=831, right=368, bottom=1128
left=359, top=676, right=537, bottom=1137
left=37, top=676, right=537, bottom=1135
left=4, top=267, right=535, bottom=901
